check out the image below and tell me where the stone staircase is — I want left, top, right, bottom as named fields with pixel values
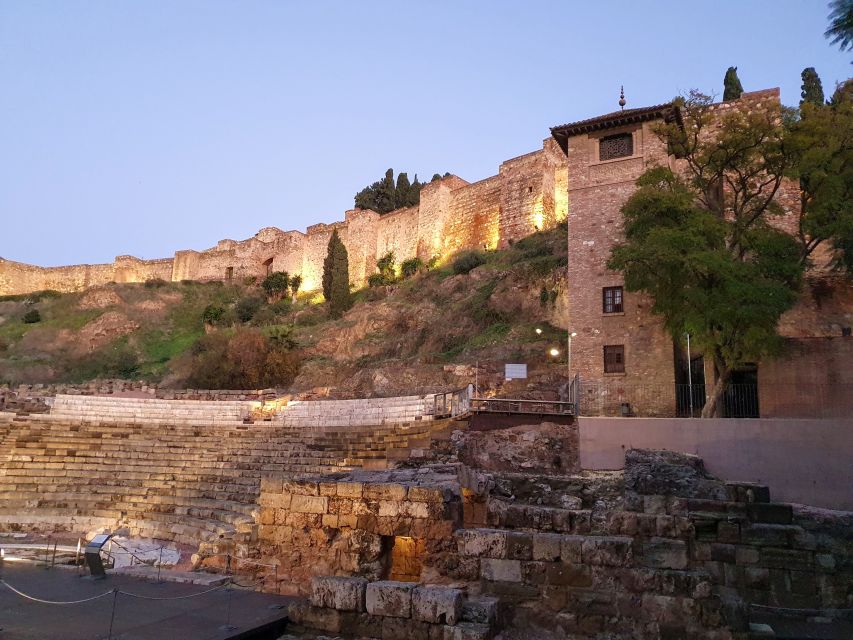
left=279, top=395, right=435, bottom=428
left=0, top=394, right=454, bottom=550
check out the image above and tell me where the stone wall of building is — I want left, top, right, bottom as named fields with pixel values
left=0, top=142, right=568, bottom=296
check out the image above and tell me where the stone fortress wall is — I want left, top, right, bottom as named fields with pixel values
left=0, top=140, right=569, bottom=296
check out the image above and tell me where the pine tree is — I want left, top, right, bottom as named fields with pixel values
left=327, top=231, right=352, bottom=318
left=723, top=67, right=744, bottom=101
left=800, top=67, right=825, bottom=107
left=395, top=172, right=411, bottom=209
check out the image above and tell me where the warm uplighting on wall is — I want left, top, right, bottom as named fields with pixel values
left=531, top=196, right=545, bottom=231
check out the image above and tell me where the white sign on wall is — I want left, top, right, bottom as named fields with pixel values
left=504, top=363, right=527, bottom=380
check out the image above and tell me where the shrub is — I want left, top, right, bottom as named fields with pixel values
left=243, top=276, right=258, bottom=286
left=401, top=257, right=423, bottom=279
left=144, top=277, right=168, bottom=288
left=539, top=286, right=549, bottom=308
left=452, top=251, right=486, bottom=275
left=271, top=298, right=292, bottom=316
left=202, top=304, right=226, bottom=325
left=368, top=273, right=386, bottom=288
left=22, top=309, right=41, bottom=324
left=235, top=295, right=264, bottom=323
left=183, top=328, right=300, bottom=389
left=426, top=255, right=441, bottom=271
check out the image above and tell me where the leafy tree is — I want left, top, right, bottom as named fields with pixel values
left=609, top=92, right=804, bottom=417
left=395, top=172, right=411, bottom=208
left=786, top=87, right=853, bottom=270
left=202, top=304, right=225, bottom=326
left=324, top=230, right=352, bottom=318
left=800, top=67, right=825, bottom=107
left=431, top=173, right=442, bottom=182
left=289, top=274, right=302, bottom=301
left=261, top=271, right=290, bottom=300
left=825, top=0, right=853, bottom=56
left=723, top=66, right=744, bottom=101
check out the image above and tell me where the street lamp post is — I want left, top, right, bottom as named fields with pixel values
left=568, top=331, right=577, bottom=379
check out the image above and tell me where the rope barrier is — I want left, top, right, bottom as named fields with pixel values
left=749, top=602, right=853, bottom=614
left=0, top=579, right=115, bottom=605
left=0, top=577, right=233, bottom=605
left=117, top=580, right=232, bottom=601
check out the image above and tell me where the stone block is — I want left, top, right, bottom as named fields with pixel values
left=290, top=494, right=328, bottom=514
left=760, top=547, right=813, bottom=571
left=449, top=623, right=492, bottom=640
left=366, top=581, right=416, bottom=619
left=311, top=576, right=367, bottom=612
left=364, top=483, right=408, bottom=501
left=480, top=558, right=522, bottom=582
left=741, top=524, right=791, bottom=547
left=287, top=601, right=342, bottom=633
left=460, top=596, right=498, bottom=625
left=411, top=585, right=463, bottom=625
left=378, top=501, right=402, bottom=517
left=408, top=486, right=446, bottom=503
left=532, top=533, right=562, bottom=561
left=337, top=482, right=364, bottom=498
left=545, top=562, right=592, bottom=587
left=643, top=494, right=667, bottom=514
left=717, top=521, right=740, bottom=543
left=747, top=503, right=793, bottom=525
left=581, top=536, right=633, bottom=567
left=638, top=538, right=688, bottom=570
left=560, top=535, right=584, bottom=564
left=381, top=616, right=431, bottom=640
left=456, top=529, right=506, bottom=559
left=505, top=531, right=533, bottom=560
left=736, top=546, right=760, bottom=565
left=283, top=479, right=319, bottom=496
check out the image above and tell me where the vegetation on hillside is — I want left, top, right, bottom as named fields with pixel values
left=0, top=223, right=569, bottom=389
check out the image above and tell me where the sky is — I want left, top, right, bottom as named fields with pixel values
left=1, top=1, right=850, bottom=267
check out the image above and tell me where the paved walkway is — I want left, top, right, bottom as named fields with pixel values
left=0, top=564, right=292, bottom=640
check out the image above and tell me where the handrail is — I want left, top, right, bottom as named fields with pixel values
left=470, top=397, right=575, bottom=416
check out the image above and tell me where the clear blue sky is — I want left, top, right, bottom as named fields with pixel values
left=1, top=1, right=850, bottom=266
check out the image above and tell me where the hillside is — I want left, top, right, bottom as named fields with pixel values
left=0, top=224, right=568, bottom=395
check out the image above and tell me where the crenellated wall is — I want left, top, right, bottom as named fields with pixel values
left=0, top=141, right=567, bottom=295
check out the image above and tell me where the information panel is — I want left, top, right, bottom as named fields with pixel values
left=504, top=363, right=527, bottom=380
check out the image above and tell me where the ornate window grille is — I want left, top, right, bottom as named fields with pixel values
left=599, top=133, right=633, bottom=161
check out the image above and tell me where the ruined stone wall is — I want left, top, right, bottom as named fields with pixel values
left=257, top=469, right=463, bottom=595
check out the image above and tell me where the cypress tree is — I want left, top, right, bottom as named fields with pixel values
left=407, top=175, right=421, bottom=206
left=322, top=230, right=338, bottom=301
left=395, top=172, right=411, bottom=209
left=723, top=66, right=744, bottom=101
left=328, top=232, right=352, bottom=318
left=800, top=67, right=825, bottom=107
left=375, top=168, right=396, bottom=213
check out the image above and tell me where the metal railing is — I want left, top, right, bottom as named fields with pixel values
left=433, top=384, right=474, bottom=418
left=469, top=397, right=575, bottom=416
left=575, top=380, right=853, bottom=419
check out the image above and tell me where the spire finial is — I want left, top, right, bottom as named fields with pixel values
left=619, top=86, right=626, bottom=110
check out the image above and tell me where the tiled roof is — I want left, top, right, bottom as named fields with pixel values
left=550, top=103, right=678, bottom=154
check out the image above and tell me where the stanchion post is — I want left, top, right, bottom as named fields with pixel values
left=107, top=588, right=119, bottom=640
left=51, top=542, right=57, bottom=569
left=157, top=547, right=163, bottom=583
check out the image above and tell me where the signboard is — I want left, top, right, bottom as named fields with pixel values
left=504, top=363, right=527, bottom=380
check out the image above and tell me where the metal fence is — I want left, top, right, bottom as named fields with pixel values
left=433, top=384, right=474, bottom=418
left=576, top=381, right=853, bottom=419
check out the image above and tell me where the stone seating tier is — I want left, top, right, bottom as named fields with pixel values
left=0, top=413, right=449, bottom=548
